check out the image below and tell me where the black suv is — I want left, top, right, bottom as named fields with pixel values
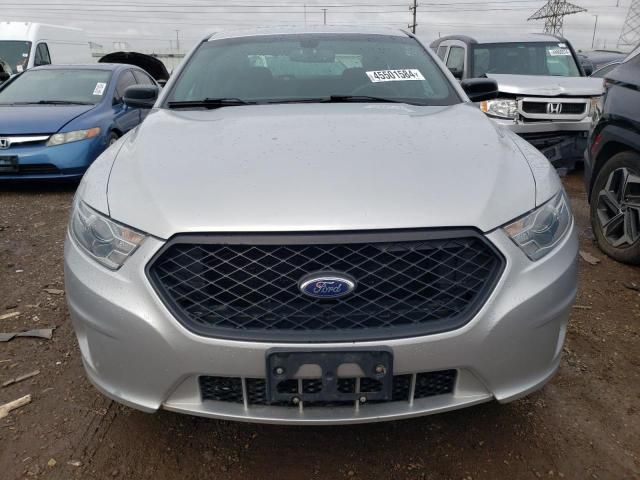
left=585, top=46, right=640, bottom=264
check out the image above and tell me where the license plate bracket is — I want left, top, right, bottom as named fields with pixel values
left=266, top=349, right=393, bottom=404
left=0, top=156, right=18, bottom=173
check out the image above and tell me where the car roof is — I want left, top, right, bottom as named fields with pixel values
left=433, top=33, right=563, bottom=45
left=208, top=25, right=410, bottom=41
left=30, top=63, right=131, bottom=72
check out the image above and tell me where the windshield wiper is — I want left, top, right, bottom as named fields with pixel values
left=167, top=98, right=254, bottom=109
left=11, top=100, right=93, bottom=106
left=322, top=95, right=423, bottom=105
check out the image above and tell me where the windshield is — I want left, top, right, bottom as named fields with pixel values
left=472, top=42, right=581, bottom=77
left=0, top=41, right=32, bottom=74
left=0, top=69, right=112, bottom=105
left=167, top=34, right=460, bottom=106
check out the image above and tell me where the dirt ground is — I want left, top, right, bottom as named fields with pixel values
left=0, top=171, right=638, bottom=480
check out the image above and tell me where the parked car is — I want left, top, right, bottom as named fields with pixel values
left=0, top=64, right=156, bottom=180
left=585, top=45, right=640, bottom=264
left=0, top=22, right=92, bottom=75
left=65, top=26, right=578, bottom=425
left=430, top=34, right=603, bottom=172
left=578, top=49, right=627, bottom=75
left=590, top=60, right=622, bottom=78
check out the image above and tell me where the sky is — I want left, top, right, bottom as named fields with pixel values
left=1, top=0, right=636, bottom=53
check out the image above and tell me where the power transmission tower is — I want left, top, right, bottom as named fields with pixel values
left=408, top=0, right=417, bottom=34
left=528, top=0, right=587, bottom=35
left=617, top=0, right=640, bottom=50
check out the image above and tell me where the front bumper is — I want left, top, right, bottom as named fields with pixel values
left=0, top=137, right=104, bottom=181
left=492, top=117, right=591, bottom=170
left=64, top=223, right=578, bottom=425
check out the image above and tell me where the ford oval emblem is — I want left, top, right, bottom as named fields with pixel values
left=299, top=272, right=356, bottom=299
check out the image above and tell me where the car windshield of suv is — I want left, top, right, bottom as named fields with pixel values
left=472, top=42, right=581, bottom=77
left=0, top=40, right=32, bottom=74
left=0, top=69, right=112, bottom=105
left=168, top=34, right=460, bottom=106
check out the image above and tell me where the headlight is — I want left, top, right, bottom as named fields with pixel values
left=69, top=199, right=146, bottom=270
left=47, top=128, right=100, bottom=146
left=503, top=191, right=572, bottom=261
left=480, top=99, right=518, bottom=119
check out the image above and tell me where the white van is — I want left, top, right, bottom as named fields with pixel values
left=0, top=22, right=92, bottom=75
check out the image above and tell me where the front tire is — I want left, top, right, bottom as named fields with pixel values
left=590, top=151, right=640, bottom=264
left=106, top=132, right=120, bottom=147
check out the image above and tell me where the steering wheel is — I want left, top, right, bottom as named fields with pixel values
left=351, top=82, right=397, bottom=97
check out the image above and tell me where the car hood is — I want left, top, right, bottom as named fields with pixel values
left=487, top=73, right=604, bottom=97
left=0, top=105, right=95, bottom=135
left=107, top=103, right=537, bottom=239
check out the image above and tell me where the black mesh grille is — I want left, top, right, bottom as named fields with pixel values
left=522, top=101, right=587, bottom=115
left=199, top=370, right=457, bottom=406
left=414, top=370, right=456, bottom=399
left=148, top=231, right=503, bottom=341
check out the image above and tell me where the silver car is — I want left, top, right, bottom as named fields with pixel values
left=64, top=26, right=578, bottom=425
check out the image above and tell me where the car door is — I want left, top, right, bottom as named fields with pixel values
left=112, top=69, right=140, bottom=133
left=131, top=69, right=157, bottom=121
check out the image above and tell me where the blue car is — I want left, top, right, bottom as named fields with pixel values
left=0, top=63, right=157, bottom=180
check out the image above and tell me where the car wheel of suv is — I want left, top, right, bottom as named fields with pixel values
left=590, top=151, right=640, bottom=264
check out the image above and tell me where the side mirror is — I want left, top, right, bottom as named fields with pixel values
left=157, top=79, right=168, bottom=88
left=123, top=85, right=159, bottom=108
left=448, top=66, right=463, bottom=80
left=461, top=78, right=499, bottom=102
left=583, top=64, right=593, bottom=76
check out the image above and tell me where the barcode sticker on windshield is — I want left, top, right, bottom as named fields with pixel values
left=548, top=48, right=571, bottom=56
left=93, top=83, right=107, bottom=96
left=366, top=69, right=425, bottom=82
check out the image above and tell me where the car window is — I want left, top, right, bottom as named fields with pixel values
left=168, top=34, right=461, bottom=106
left=436, top=45, right=447, bottom=60
left=132, top=70, right=155, bottom=85
left=0, top=41, right=32, bottom=73
left=0, top=69, right=112, bottom=105
left=471, top=42, right=581, bottom=77
left=591, top=63, right=619, bottom=78
left=115, top=70, right=137, bottom=101
left=34, top=43, right=51, bottom=67
left=445, top=47, right=465, bottom=72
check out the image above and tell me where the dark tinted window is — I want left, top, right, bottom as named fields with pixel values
left=115, top=70, right=137, bottom=100
left=0, top=69, right=112, bottom=104
left=132, top=70, right=154, bottom=85
left=34, top=43, right=51, bottom=67
left=169, top=34, right=460, bottom=106
left=471, top=42, right=581, bottom=77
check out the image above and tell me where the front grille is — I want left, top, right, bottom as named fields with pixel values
left=199, top=370, right=457, bottom=407
left=521, top=101, right=587, bottom=116
left=0, top=163, right=60, bottom=175
left=148, top=230, right=504, bottom=342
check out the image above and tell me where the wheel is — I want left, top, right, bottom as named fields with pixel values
left=106, top=132, right=120, bottom=147
left=590, top=151, right=640, bottom=264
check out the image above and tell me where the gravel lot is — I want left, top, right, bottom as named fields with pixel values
left=0, top=171, right=638, bottom=480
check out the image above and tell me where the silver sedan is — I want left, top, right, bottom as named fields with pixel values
left=64, top=26, right=578, bottom=424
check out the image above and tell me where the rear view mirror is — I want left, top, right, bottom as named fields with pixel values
left=123, top=85, right=159, bottom=108
left=461, top=78, right=499, bottom=102
left=289, top=48, right=335, bottom=63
